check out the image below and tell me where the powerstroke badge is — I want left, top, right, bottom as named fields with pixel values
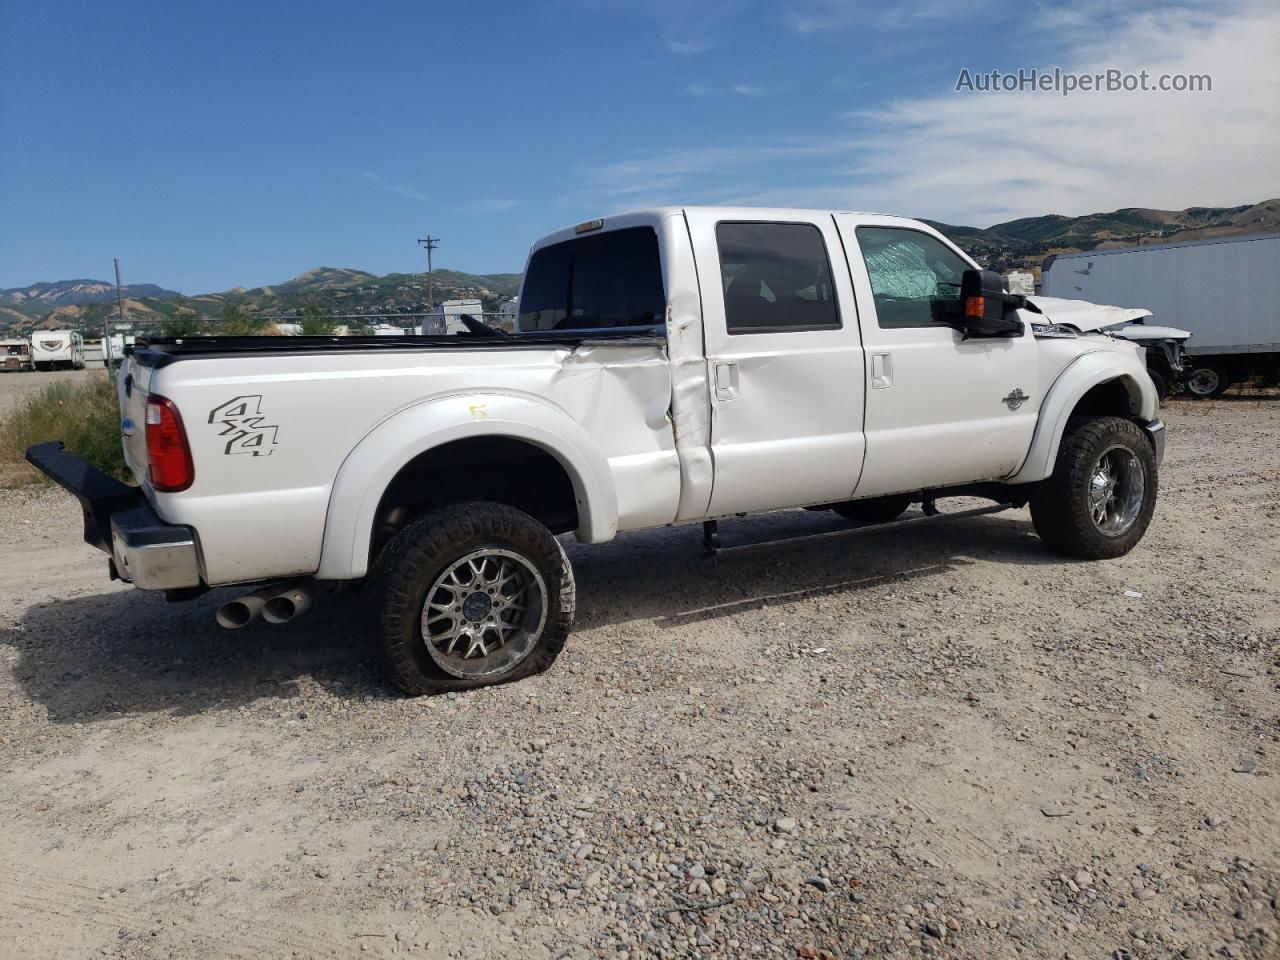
left=1002, top=388, right=1029, bottom=411
left=208, top=395, right=279, bottom=456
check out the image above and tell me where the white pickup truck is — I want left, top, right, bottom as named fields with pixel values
left=30, top=206, right=1165, bottom=694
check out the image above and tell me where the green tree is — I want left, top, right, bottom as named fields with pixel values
left=299, top=303, right=337, bottom=336
left=159, top=307, right=204, bottom=338
left=219, top=303, right=262, bottom=336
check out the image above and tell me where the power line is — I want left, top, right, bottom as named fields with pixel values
left=416, top=235, right=440, bottom=310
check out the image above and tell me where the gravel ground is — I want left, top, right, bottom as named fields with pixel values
left=0, top=367, right=100, bottom=419
left=1, top=396, right=1277, bottom=960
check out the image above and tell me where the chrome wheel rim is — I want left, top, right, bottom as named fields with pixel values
left=421, top=549, right=547, bottom=680
left=1087, top=445, right=1146, bottom=537
left=1186, top=367, right=1220, bottom=396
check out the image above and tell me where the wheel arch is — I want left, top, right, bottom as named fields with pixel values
left=1009, top=350, right=1158, bottom=485
left=315, top=393, right=618, bottom=580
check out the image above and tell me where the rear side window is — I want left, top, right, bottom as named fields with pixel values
left=716, top=222, right=840, bottom=334
left=856, top=227, right=969, bottom=329
left=518, top=227, right=666, bottom=332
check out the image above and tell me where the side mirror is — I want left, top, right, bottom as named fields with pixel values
left=959, top=269, right=1025, bottom=337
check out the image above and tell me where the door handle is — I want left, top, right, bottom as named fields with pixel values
left=714, top=360, right=739, bottom=401
left=871, top=352, right=893, bottom=389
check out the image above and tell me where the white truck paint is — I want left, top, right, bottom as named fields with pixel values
left=31, top=206, right=1166, bottom=694
left=30, top=330, right=85, bottom=370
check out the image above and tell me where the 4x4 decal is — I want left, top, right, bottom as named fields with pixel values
left=208, top=395, right=279, bottom=456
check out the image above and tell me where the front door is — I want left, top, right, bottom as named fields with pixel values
left=685, top=210, right=866, bottom=517
left=834, top=216, right=1041, bottom=497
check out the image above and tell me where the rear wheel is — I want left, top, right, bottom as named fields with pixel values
left=830, top=494, right=914, bottom=524
left=1030, top=416, right=1157, bottom=559
left=366, top=502, right=575, bottom=695
left=1185, top=362, right=1231, bottom=398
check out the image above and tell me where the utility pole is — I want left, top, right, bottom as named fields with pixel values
left=417, top=235, right=440, bottom=311
left=109, top=257, right=127, bottom=375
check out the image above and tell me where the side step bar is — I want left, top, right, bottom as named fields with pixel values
left=702, top=502, right=1014, bottom=557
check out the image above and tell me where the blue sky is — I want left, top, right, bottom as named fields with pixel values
left=1, top=0, right=1276, bottom=292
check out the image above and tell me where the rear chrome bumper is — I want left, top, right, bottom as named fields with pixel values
left=1143, top=419, right=1166, bottom=466
left=109, top=505, right=202, bottom=590
left=25, top=441, right=203, bottom=591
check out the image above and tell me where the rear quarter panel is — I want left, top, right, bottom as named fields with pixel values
left=146, top=343, right=678, bottom=586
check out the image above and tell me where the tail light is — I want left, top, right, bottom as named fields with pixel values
left=145, top=394, right=194, bottom=492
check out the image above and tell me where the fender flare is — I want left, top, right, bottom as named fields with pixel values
left=1008, top=349, right=1158, bottom=485
left=315, top=392, right=618, bottom=580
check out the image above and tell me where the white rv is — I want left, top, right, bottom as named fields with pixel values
left=30, top=330, right=85, bottom=370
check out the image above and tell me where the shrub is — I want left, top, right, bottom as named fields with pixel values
left=0, top=375, right=129, bottom=486
left=159, top=307, right=205, bottom=338
left=299, top=303, right=337, bottom=335
left=220, top=303, right=263, bottom=335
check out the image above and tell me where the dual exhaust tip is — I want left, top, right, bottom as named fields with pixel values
left=215, top=583, right=312, bottom=629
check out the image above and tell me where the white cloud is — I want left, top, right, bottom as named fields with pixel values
left=848, top=0, right=1280, bottom=224
left=361, top=172, right=430, bottom=207
left=685, top=82, right=772, bottom=97
left=471, top=198, right=520, bottom=213
left=785, top=0, right=990, bottom=34
left=577, top=0, right=738, bottom=55
left=667, top=38, right=712, bottom=55
left=580, top=1, right=1279, bottom=226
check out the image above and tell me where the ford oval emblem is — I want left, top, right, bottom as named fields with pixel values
left=121, top=417, right=137, bottom=438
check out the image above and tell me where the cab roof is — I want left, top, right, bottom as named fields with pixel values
left=531, top=206, right=926, bottom=252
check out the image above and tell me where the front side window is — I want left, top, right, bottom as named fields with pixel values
left=518, top=227, right=666, bottom=332
left=716, top=222, right=840, bottom=334
left=856, top=227, right=970, bottom=329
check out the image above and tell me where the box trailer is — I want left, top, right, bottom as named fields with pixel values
left=1042, top=233, right=1280, bottom=396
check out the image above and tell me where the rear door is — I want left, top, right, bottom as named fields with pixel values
left=834, top=216, right=1040, bottom=496
left=686, top=210, right=866, bottom=516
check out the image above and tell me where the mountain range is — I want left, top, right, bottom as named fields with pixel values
left=0, top=279, right=180, bottom=307
left=3, top=198, right=1276, bottom=334
left=0, top=268, right=523, bottom=333
left=921, top=198, right=1279, bottom=265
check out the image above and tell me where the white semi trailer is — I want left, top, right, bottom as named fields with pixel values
left=1042, top=233, right=1280, bottom=396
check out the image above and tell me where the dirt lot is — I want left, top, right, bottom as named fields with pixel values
left=0, top=389, right=1277, bottom=960
left=0, top=367, right=100, bottom=420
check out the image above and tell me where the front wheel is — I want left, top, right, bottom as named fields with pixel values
left=365, top=502, right=575, bottom=695
left=1030, top=416, right=1158, bottom=559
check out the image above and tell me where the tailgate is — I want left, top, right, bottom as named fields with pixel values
left=119, top=359, right=152, bottom=483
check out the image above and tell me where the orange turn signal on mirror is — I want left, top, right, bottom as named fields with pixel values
left=965, top=296, right=985, bottom=318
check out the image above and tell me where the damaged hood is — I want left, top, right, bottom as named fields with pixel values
left=1024, top=295, right=1152, bottom=332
